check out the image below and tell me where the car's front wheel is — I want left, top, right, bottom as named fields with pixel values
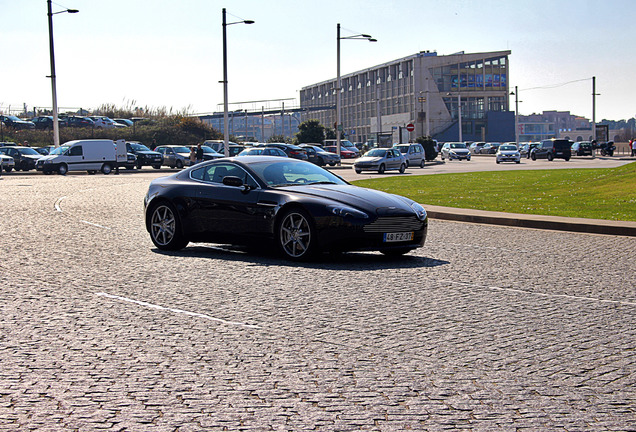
left=175, top=160, right=183, bottom=169
left=531, top=153, right=537, bottom=161
left=277, top=208, right=315, bottom=260
left=58, top=164, right=68, bottom=175
left=148, top=202, right=189, bottom=251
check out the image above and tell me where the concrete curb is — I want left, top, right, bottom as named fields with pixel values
left=425, top=205, right=636, bottom=237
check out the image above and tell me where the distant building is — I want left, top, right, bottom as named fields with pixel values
left=518, top=111, right=593, bottom=142
left=300, top=50, right=514, bottom=144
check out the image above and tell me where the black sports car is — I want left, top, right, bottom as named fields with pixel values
left=144, top=156, right=428, bottom=260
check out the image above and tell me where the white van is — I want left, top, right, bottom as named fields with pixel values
left=36, top=139, right=127, bottom=175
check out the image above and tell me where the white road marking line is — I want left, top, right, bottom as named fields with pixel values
left=81, top=220, right=111, bottom=230
left=96, top=292, right=261, bottom=329
left=54, top=196, right=66, bottom=212
left=437, top=279, right=636, bottom=307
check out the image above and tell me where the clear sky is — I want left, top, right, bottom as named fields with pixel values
left=2, top=0, right=634, bottom=121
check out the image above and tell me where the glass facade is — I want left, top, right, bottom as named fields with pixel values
left=300, top=51, right=511, bottom=143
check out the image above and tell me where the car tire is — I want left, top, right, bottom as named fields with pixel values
left=496, top=160, right=500, bottom=164
left=355, top=169, right=362, bottom=174
left=564, top=156, right=570, bottom=161
left=176, top=160, right=183, bottom=169
left=378, top=164, right=385, bottom=174
left=276, top=208, right=315, bottom=261
left=148, top=201, right=189, bottom=251
left=101, top=163, right=112, bottom=174
left=316, top=157, right=324, bottom=167
left=4, top=167, right=12, bottom=172
left=58, top=164, right=68, bottom=175
left=399, top=163, right=406, bottom=173
left=420, top=159, right=425, bottom=168
left=531, top=153, right=536, bottom=161
left=152, top=165, right=161, bottom=169
left=516, top=160, right=520, bottom=164
left=547, top=153, right=553, bottom=161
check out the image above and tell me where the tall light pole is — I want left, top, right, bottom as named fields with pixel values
left=336, top=23, right=376, bottom=156
left=222, top=8, right=254, bottom=156
left=47, top=0, right=78, bottom=148
left=510, top=86, right=519, bottom=143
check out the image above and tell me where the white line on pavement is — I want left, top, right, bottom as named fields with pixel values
left=438, top=279, right=636, bottom=307
left=81, top=220, right=111, bottom=230
left=96, top=292, right=261, bottom=329
left=54, top=196, right=66, bottom=212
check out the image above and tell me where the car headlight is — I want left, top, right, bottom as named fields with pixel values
left=410, top=202, right=427, bottom=221
left=328, top=205, right=369, bottom=219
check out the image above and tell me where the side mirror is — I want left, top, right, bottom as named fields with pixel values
left=222, top=176, right=243, bottom=187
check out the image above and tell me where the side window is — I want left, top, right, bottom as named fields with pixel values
left=193, top=163, right=258, bottom=188
left=69, top=146, right=83, bottom=156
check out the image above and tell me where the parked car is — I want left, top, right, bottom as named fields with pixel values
left=469, top=142, right=486, bottom=154
left=264, top=143, right=308, bottom=160
left=0, top=146, right=42, bottom=171
left=323, top=139, right=361, bottom=157
left=530, top=139, right=572, bottom=161
left=200, top=145, right=225, bottom=160
left=299, top=144, right=341, bottom=166
left=496, top=144, right=521, bottom=164
left=30, top=116, right=64, bottom=130
left=144, top=156, right=427, bottom=259
left=481, top=142, right=501, bottom=154
left=238, top=147, right=288, bottom=157
left=64, top=116, right=95, bottom=128
left=125, top=141, right=163, bottom=168
left=114, top=118, right=134, bottom=127
left=0, top=115, right=35, bottom=130
left=325, top=146, right=356, bottom=159
left=519, top=142, right=539, bottom=158
left=35, top=146, right=56, bottom=156
left=0, top=154, right=15, bottom=172
left=89, top=116, right=125, bottom=128
left=354, top=148, right=407, bottom=174
left=440, top=142, right=471, bottom=161
left=571, top=141, right=593, bottom=156
left=155, top=145, right=194, bottom=169
left=394, top=143, right=426, bottom=168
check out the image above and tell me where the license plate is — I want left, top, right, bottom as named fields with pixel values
left=384, top=232, right=414, bottom=242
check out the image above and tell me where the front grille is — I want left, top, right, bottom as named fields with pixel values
left=363, top=216, right=424, bottom=233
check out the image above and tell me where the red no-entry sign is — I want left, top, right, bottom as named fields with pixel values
left=406, top=123, right=415, bottom=132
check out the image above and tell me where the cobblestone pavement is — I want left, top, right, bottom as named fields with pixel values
left=0, top=172, right=634, bottom=431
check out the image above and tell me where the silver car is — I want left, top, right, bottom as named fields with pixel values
left=0, top=154, right=15, bottom=172
left=440, top=142, right=471, bottom=161
left=155, top=145, right=193, bottom=169
left=354, top=148, right=407, bottom=174
left=394, top=143, right=426, bottom=168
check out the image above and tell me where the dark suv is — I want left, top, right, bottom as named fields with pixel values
left=125, top=141, right=163, bottom=169
left=531, top=139, right=571, bottom=161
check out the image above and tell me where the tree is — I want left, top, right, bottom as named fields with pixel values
left=267, top=134, right=292, bottom=144
left=295, top=119, right=325, bottom=144
left=416, top=136, right=438, bottom=160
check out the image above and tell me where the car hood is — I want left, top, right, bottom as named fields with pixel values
left=23, top=154, right=42, bottom=160
left=449, top=148, right=469, bottom=153
left=355, top=156, right=383, bottom=163
left=277, top=184, right=416, bottom=216
left=499, top=150, right=519, bottom=155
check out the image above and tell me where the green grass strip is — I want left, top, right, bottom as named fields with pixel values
left=351, top=162, right=636, bottom=221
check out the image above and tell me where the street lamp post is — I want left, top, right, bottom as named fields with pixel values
left=336, top=23, right=375, bottom=156
left=510, top=86, right=519, bottom=144
left=222, top=8, right=254, bottom=156
left=47, top=0, right=78, bottom=148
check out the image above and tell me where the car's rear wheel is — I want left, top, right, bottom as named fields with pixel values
left=355, top=169, right=362, bottom=174
left=148, top=202, right=189, bottom=251
left=277, top=208, right=315, bottom=260
left=420, top=159, right=425, bottom=168
left=399, top=163, right=406, bottom=173
left=531, top=153, right=536, bottom=161
left=175, top=160, right=183, bottom=169
left=547, top=153, right=553, bottom=161
left=378, top=164, right=385, bottom=174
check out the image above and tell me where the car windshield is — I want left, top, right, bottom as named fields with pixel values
left=130, top=143, right=151, bottom=152
left=249, top=159, right=347, bottom=187
left=201, top=146, right=220, bottom=154
left=450, top=143, right=467, bottom=149
left=18, top=147, right=41, bottom=156
left=49, top=146, right=69, bottom=155
left=5, top=116, right=21, bottom=121
left=500, top=145, right=517, bottom=151
left=365, top=149, right=387, bottom=157
left=395, top=146, right=408, bottom=153
left=171, top=146, right=190, bottom=153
